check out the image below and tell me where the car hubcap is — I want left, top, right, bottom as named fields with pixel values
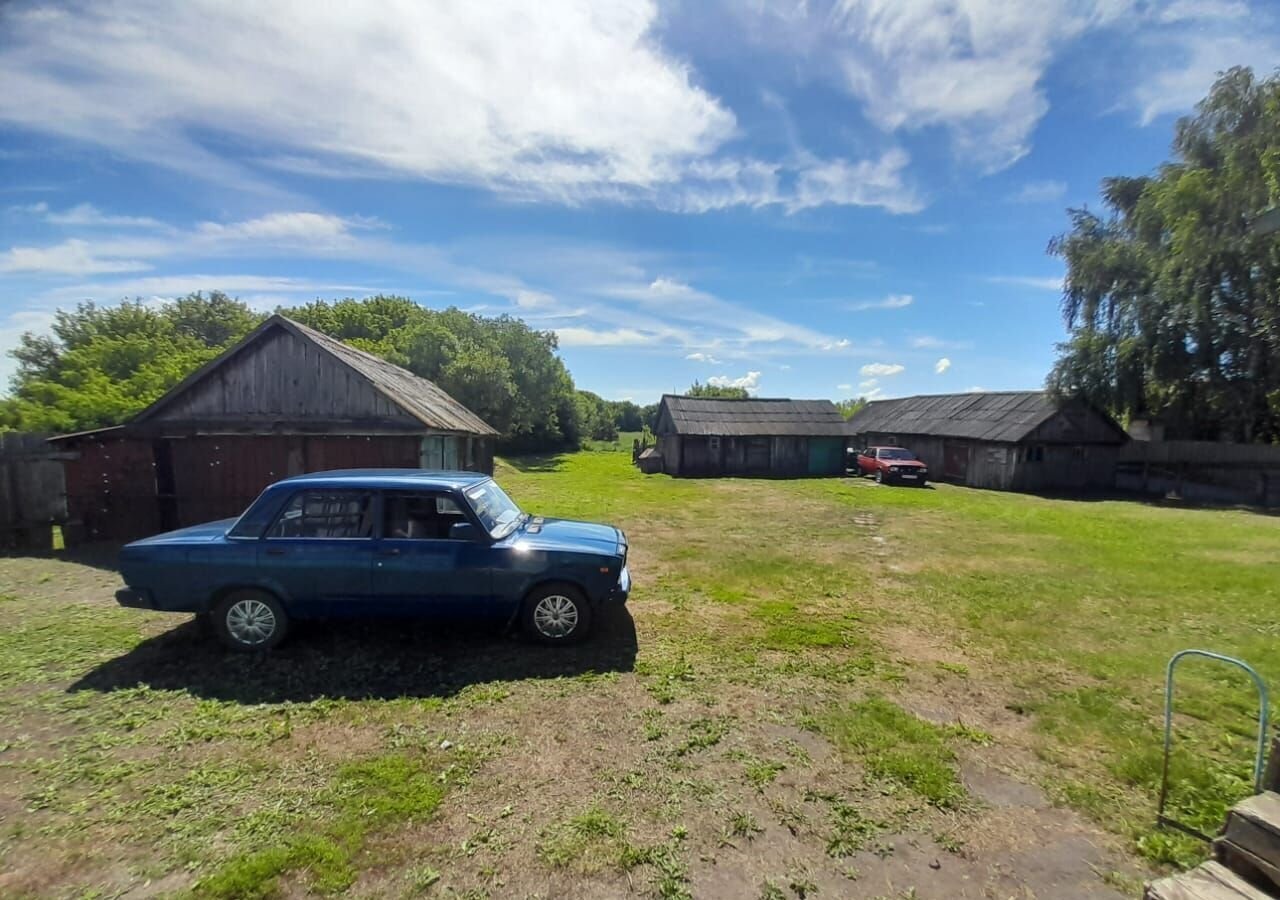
left=226, top=598, right=276, bottom=645
left=533, top=595, right=579, bottom=639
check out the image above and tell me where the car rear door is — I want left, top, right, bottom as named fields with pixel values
left=369, top=490, right=500, bottom=620
left=255, top=488, right=377, bottom=616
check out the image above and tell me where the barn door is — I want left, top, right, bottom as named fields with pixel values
left=943, top=441, right=969, bottom=482
left=807, top=438, right=843, bottom=476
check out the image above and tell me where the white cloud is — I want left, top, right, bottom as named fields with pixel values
left=0, top=239, right=150, bottom=275
left=685, top=352, right=721, bottom=364
left=850, top=293, right=913, bottom=312
left=837, top=383, right=853, bottom=391
left=603, top=276, right=850, bottom=355
left=33, top=274, right=378, bottom=307
left=1007, top=180, right=1067, bottom=204
left=859, top=378, right=879, bottom=390
left=935, top=357, right=952, bottom=374
left=720, top=1, right=1277, bottom=173
left=0, top=1, right=923, bottom=215
left=196, top=212, right=360, bottom=244
left=966, top=385, right=987, bottom=392
left=985, top=274, right=1064, bottom=291
left=1131, top=31, right=1280, bottom=124
left=554, top=326, right=660, bottom=347
left=44, top=203, right=163, bottom=228
left=786, top=150, right=923, bottom=214
left=708, top=370, right=762, bottom=393
left=860, top=362, right=904, bottom=377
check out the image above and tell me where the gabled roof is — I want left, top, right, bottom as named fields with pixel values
left=659, top=395, right=852, bottom=437
left=846, top=390, right=1126, bottom=444
left=131, top=314, right=498, bottom=436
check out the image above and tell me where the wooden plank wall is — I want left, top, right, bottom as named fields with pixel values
left=61, top=435, right=160, bottom=544
left=170, top=435, right=422, bottom=526
left=149, top=328, right=418, bottom=429
left=0, top=433, right=68, bottom=548
left=1118, top=440, right=1280, bottom=507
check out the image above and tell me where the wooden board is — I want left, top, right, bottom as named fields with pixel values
left=1145, top=860, right=1274, bottom=900
left=1223, top=792, right=1280, bottom=875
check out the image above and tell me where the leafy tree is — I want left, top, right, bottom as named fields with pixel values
left=1, top=294, right=263, bottom=433
left=836, top=397, right=869, bottom=419
left=686, top=380, right=749, bottom=399
left=574, top=390, right=618, bottom=442
left=1048, top=67, right=1280, bottom=441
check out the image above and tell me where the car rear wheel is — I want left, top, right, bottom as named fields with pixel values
left=522, top=583, right=592, bottom=645
left=212, top=589, right=288, bottom=652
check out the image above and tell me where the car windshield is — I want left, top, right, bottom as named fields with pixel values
left=464, top=480, right=525, bottom=538
left=878, top=449, right=916, bottom=460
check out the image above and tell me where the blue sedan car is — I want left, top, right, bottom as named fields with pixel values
left=116, top=470, right=631, bottom=651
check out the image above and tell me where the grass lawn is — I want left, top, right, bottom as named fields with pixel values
left=1, top=449, right=1278, bottom=897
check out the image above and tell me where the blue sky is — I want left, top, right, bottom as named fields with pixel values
left=2, top=0, right=1278, bottom=404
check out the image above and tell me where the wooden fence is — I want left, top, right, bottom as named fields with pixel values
left=0, top=432, right=68, bottom=549
left=1117, top=440, right=1280, bottom=507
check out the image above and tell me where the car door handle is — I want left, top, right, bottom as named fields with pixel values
left=265, top=547, right=287, bottom=556
left=377, top=547, right=401, bottom=556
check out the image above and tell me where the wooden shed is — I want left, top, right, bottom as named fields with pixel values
left=654, top=395, right=851, bottom=477
left=51, top=314, right=498, bottom=542
left=847, top=391, right=1127, bottom=492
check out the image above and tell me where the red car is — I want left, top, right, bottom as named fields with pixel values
left=851, top=446, right=929, bottom=485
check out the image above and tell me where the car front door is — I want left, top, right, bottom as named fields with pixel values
left=370, top=490, right=499, bottom=620
left=256, top=488, right=377, bottom=616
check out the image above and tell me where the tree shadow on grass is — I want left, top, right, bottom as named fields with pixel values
left=69, top=609, right=638, bottom=704
left=501, top=453, right=573, bottom=473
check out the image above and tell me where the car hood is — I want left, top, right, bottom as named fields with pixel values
left=125, top=518, right=238, bottom=547
left=508, top=517, right=622, bottom=555
left=884, top=459, right=927, bottom=468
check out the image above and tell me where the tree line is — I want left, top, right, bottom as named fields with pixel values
left=1049, top=67, right=1280, bottom=442
left=0, top=293, right=667, bottom=449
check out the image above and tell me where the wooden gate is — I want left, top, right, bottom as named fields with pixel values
left=0, top=433, right=68, bottom=549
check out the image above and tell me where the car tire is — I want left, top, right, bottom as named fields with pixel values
left=211, top=589, right=289, bottom=652
left=522, top=583, right=592, bottom=645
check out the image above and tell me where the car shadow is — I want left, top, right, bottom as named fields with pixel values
left=69, top=609, right=639, bottom=704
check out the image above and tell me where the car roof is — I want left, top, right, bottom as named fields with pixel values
left=274, top=469, right=493, bottom=490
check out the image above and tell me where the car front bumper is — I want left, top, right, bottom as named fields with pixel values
left=115, top=587, right=155, bottom=609
left=606, top=566, right=631, bottom=604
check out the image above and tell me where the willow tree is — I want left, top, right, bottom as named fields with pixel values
left=1048, top=66, right=1280, bottom=441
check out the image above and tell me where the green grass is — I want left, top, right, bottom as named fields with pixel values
left=5, top=448, right=1280, bottom=893
left=814, top=697, right=966, bottom=809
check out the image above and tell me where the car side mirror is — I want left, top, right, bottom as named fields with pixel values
left=449, top=521, right=482, bottom=542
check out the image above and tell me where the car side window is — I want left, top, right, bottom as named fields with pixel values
left=267, top=490, right=373, bottom=539
left=382, top=491, right=469, bottom=540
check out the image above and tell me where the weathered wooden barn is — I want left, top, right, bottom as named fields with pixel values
left=654, top=395, right=850, bottom=477
left=847, top=391, right=1128, bottom=492
left=51, top=314, right=498, bottom=542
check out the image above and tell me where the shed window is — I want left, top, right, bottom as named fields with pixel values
left=1026, top=445, right=1045, bottom=462
left=268, top=491, right=373, bottom=539
left=708, top=436, right=721, bottom=453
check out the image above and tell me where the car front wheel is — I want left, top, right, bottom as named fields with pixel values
left=522, top=584, right=592, bottom=645
left=212, top=589, right=289, bottom=652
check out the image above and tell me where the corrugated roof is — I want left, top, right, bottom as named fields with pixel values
left=846, top=390, right=1123, bottom=443
left=130, top=314, right=498, bottom=436
left=660, top=395, right=852, bottom=436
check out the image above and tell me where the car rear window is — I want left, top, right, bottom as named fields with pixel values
left=266, top=490, right=374, bottom=539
